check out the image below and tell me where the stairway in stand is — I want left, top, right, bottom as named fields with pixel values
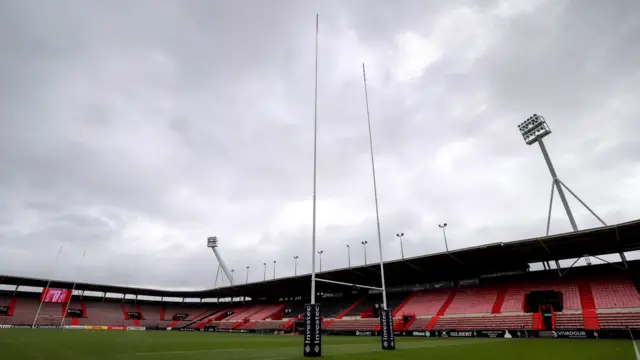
left=336, top=298, right=364, bottom=320
left=491, top=288, right=507, bottom=314
left=425, top=289, right=457, bottom=330
left=393, top=292, right=417, bottom=317
left=531, top=312, right=543, bottom=330
left=578, top=281, right=600, bottom=329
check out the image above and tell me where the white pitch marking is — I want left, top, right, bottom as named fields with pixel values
left=133, top=338, right=503, bottom=358
left=632, top=340, right=640, bottom=360
left=134, top=348, right=243, bottom=355
left=261, top=338, right=506, bottom=360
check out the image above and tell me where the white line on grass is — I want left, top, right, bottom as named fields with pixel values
left=132, top=338, right=504, bottom=358
left=134, top=348, right=243, bottom=355
left=260, top=338, right=506, bottom=360
left=632, top=340, right=640, bottom=360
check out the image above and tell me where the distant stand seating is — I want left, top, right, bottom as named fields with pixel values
left=3, top=271, right=640, bottom=331
left=598, top=312, right=640, bottom=329
left=327, top=318, right=400, bottom=331
left=590, top=277, right=640, bottom=309
left=501, top=282, right=581, bottom=312
left=433, top=314, right=532, bottom=330
left=84, top=302, right=128, bottom=326
left=244, top=320, right=288, bottom=330
left=400, top=289, right=451, bottom=316
left=445, top=288, right=498, bottom=315
left=406, top=317, right=432, bottom=331
left=555, top=312, right=583, bottom=328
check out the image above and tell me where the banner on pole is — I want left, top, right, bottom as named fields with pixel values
left=303, top=304, right=322, bottom=357
left=379, top=309, right=396, bottom=350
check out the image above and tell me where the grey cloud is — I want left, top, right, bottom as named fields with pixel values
left=1, top=0, right=639, bottom=290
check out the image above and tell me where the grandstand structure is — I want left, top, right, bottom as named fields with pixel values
left=2, top=219, right=640, bottom=333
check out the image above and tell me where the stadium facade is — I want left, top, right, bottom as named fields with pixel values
left=2, top=219, right=640, bottom=339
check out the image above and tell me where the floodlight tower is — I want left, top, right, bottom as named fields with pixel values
left=518, top=114, right=607, bottom=236
left=207, top=237, right=234, bottom=286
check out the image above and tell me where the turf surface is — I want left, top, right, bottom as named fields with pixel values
left=0, top=329, right=636, bottom=359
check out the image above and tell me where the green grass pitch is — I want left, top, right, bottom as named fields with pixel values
left=0, top=329, right=636, bottom=359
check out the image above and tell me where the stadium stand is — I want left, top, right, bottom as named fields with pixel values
left=399, top=289, right=452, bottom=316
left=326, top=318, right=382, bottom=331
left=445, top=287, right=498, bottom=315
left=590, top=276, right=640, bottom=309
left=318, top=296, right=356, bottom=318
left=598, top=312, right=640, bottom=329
left=83, top=301, right=128, bottom=326
left=245, top=319, right=288, bottom=330
left=432, top=314, right=533, bottom=330
left=555, top=312, right=583, bottom=328
left=2, top=297, right=39, bottom=325
left=500, top=280, right=581, bottom=312
left=2, top=219, right=640, bottom=332
left=248, top=304, right=284, bottom=320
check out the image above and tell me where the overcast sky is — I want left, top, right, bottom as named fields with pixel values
left=1, top=0, right=639, bottom=291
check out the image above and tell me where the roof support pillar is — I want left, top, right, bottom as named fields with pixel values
left=559, top=256, right=582, bottom=278
left=615, top=226, right=629, bottom=270
left=591, top=255, right=627, bottom=272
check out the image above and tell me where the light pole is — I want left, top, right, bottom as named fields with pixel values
left=518, top=114, right=578, bottom=232
left=396, top=233, right=405, bottom=259
left=231, top=269, right=235, bottom=285
left=273, top=260, right=276, bottom=280
left=346, top=245, right=351, bottom=267
left=518, top=114, right=608, bottom=267
left=438, top=223, right=449, bottom=252
left=263, top=263, right=267, bottom=281
left=361, top=241, right=368, bottom=265
left=245, top=266, right=250, bottom=284
left=317, top=250, right=324, bottom=272
left=293, top=256, right=299, bottom=276
left=206, top=237, right=233, bottom=286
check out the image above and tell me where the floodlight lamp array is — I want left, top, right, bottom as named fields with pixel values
left=206, top=236, right=219, bottom=248
left=518, top=114, right=552, bottom=145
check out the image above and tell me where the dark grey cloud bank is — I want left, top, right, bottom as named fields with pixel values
left=1, top=0, right=639, bottom=290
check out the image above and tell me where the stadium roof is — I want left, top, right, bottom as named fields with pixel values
left=2, top=219, right=640, bottom=300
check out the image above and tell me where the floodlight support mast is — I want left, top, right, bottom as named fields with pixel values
left=538, top=139, right=579, bottom=233
left=213, top=264, right=221, bottom=288
left=519, top=114, right=612, bottom=267
left=207, top=237, right=233, bottom=285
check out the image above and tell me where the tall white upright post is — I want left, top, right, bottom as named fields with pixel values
left=304, top=14, right=322, bottom=358
left=33, top=246, right=63, bottom=327
left=61, top=250, right=86, bottom=326
left=362, top=63, right=395, bottom=351
left=362, top=63, right=388, bottom=310
left=310, top=14, right=319, bottom=306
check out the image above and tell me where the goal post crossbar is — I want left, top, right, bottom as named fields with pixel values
left=315, top=278, right=382, bottom=291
